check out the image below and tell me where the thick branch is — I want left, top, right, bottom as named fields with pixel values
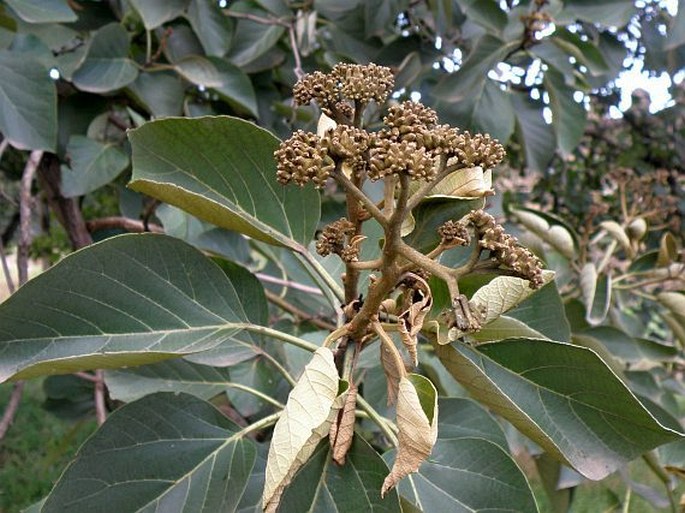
left=86, top=216, right=164, bottom=234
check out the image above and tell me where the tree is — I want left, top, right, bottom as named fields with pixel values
left=0, top=1, right=684, bottom=512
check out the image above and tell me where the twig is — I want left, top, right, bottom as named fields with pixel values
left=225, top=9, right=289, bottom=27
left=333, top=169, right=388, bottom=228
left=17, top=150, right=43, bottom=285
left=255, top=272, right=324, bottom=295
left=86, top=216, right=164, bottom=234
left=0, top=239, right=15, bottom=295
left=0, top=381, right=25, bottom=441
left=288, top=24, right=304, bottom=79
left=265, top=289, right=336, bottom=330
left=94, top=369, right=106, bottom=425
left=74, top=371, right=99, bottom=383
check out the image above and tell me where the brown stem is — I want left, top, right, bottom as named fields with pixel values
left=94, top=369, right=106, bottom=425
left=405, top=155, right=452, bottom=212
left=265, top=289, right=336, bottom=330
left=36, top=154, right=93, bottom=250
left=333, top=169, right=388, bottom=228
left=86, top=216, right=164, bottom=234
left=18, top=150, right=43, bottom=285
left=288, top=24, right=304, bottom=80
left=0, top=381, right=25, bottom=441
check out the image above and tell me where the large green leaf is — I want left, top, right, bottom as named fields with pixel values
left=0, top=51, right=56, bottom=151
left=186, top=0, right=234, bottom=57
left=557, top=0, right=637, bottom=28
left=128, top=0, right=189, bottom=30
left=454, top=0, right=507, bottom=34
left=5, top=0, right=76, bottom=23
left=434, top=338, right=683, bottom=480
left=210, top=57, right=259, bottom=118
left=278, top=436, right=402, bottom=512
left=174, top=55, right=223, bottom=87
left=392, top=398, right=539, bottom=512
left=511, top=92, right=556, bottom=172
left=543, top=68, right=586, bottom=157
left=61, top=135, right=130, bottom=197
left=42, top=392, right=257, bottom=512
left=226, top=5, right=286, bottom=67
left=0, top=234, right=266, bottom=382
left=72, top=23, right=138, bottom=93
left=128, top=116, right=320, bottom=250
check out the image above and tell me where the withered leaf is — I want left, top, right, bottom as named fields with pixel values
left=329, top=384, right=358, bottom=465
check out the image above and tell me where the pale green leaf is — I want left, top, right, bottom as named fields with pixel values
left=174, top=55, right=223, bottom=87
left=434, top=338, right=683, bottom=480
left=209, top=57, right=259, bottom=117
left=127, top=71, right=185, bottom=117
left=186, top=0, right=234, bottom=56
left=128, top=116, right=320, bottom=249
left=0, top=234, right=264, bottom=382
left=61, top=135, right=130, bottom=197
left=263, top=347, right=346, bottom=512
left=42, top=392, right=256, bottom=512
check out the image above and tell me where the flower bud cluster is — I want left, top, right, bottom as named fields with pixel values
left=293, top=63, right=395, bottom=115
left=275, top=130, right=334, bottom=188
left=452, top=132, right=506, bottom=169
left=469, top=210, right=544, bottom=288
left=316, top=218, right=359, bottom=262
left=325, top=125, right=370, bottom=174
left=437, top=220, right=471, bottom=247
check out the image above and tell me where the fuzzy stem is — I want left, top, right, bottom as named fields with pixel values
left=333, top=169, right=388, bottom=228
left=234, top=324, right=319, bottom=352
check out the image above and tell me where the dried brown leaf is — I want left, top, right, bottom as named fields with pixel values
left=381, top=375, right=438, bottom=497
left=398, top=275, right=432, bottom=367
left=329, top=384, right=358, bottom=465
left=377, top=323, right=406, bottom=405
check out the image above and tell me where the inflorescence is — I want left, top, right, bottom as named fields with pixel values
left=275, top=64, right=505, bottom=190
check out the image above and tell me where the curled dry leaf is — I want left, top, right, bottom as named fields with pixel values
left=381, top=374, right=438, bottom=497
left=376, top=323, right=406, bottom=405
left=511, top=208, right=576, bottom=260
left=398, top=274, right=433, bottom=367
left=262, top=347, right=347, bottom=513
left=446, top=271, right=555, bottom=342
left=329, top=384, right=358, bottom=465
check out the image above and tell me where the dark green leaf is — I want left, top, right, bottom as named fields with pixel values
left=552, top=29, right=610, bottom=76
left=174, top=55, right=223, bottom=87
left=42, top=392, right=256, bottom=512
left=72, top=23, right=138, bottom=93
left=186, top=0, right=234, bottom=56
left=454, top=0, right=507, bottom=34
left=0, top=51, right=56, bottom=151
left=391, top=398, right=538, bottom=512
left=278, top=436, right=402, bottom=512
left=511, top=92, right=556, bottom=172
left=226, top=5, right=285, bottom=67
left=5, top=0, right=75, bottom=23
left=128, top=116, right=320, bottom=249
left=544, top=68, right=586, bottom=157
left=579, top=326, right=678, bottom=364
left=127, top=70, right=185, bottom=117
left=61, top=135, right=130, bottom=197
left=0, top=234, right=265, bottom=382
left=434, top=338, right=683, bottom=480
left=209, top=57, right=259, bottom=117
left=557, top=0, right=637, bottom=28
left=128, top=0, right=189, bottom=30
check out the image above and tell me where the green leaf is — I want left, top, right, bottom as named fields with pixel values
left=174, top=55, right=223, bottom=87
left=186, top=0, right=234, bottom=56
left=209, top=56, right=259, bottom=117
left=586, top=271, right=611, bottom=325
left=454, top=0, right=507, bottom=34
left=0, top=234, right=266, bottom=382
left=128, top=116, right=320, bottom=250
left=552, top=29, right=610, bottom=76
left=390, top=397, right=538, bottom=512
left=105, top=358, right=262, bottom=402
left=666, top=5, right=685, bottom=50
left=42, top=392, right=256, bottom=512
left=226, top=5, right=286, bottom=67
left=0, top=51, right=56, bottom=151
left=61, top=135, right=130, bottom=197
left=72, top=23, right=138, bottom=93
left=278, top=436, right=402, bottom=512
left=127, top=70, right=185, bottom=117
left=511, top=92, right=556, bottom=173
left=404, top=197, right=482, bottom=253
left=433, top=35, right=517, bottom=103
left=557, top=0, right=637, bottom=28
left=128, top=0, right=189, bottom=30
left=434, top=338, right=683, bottom=480
left=543, top=68, right=586, bottom=157
left=5, top=0, right=76, bottom=23
left=578, top=326, right=678, bottom=364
